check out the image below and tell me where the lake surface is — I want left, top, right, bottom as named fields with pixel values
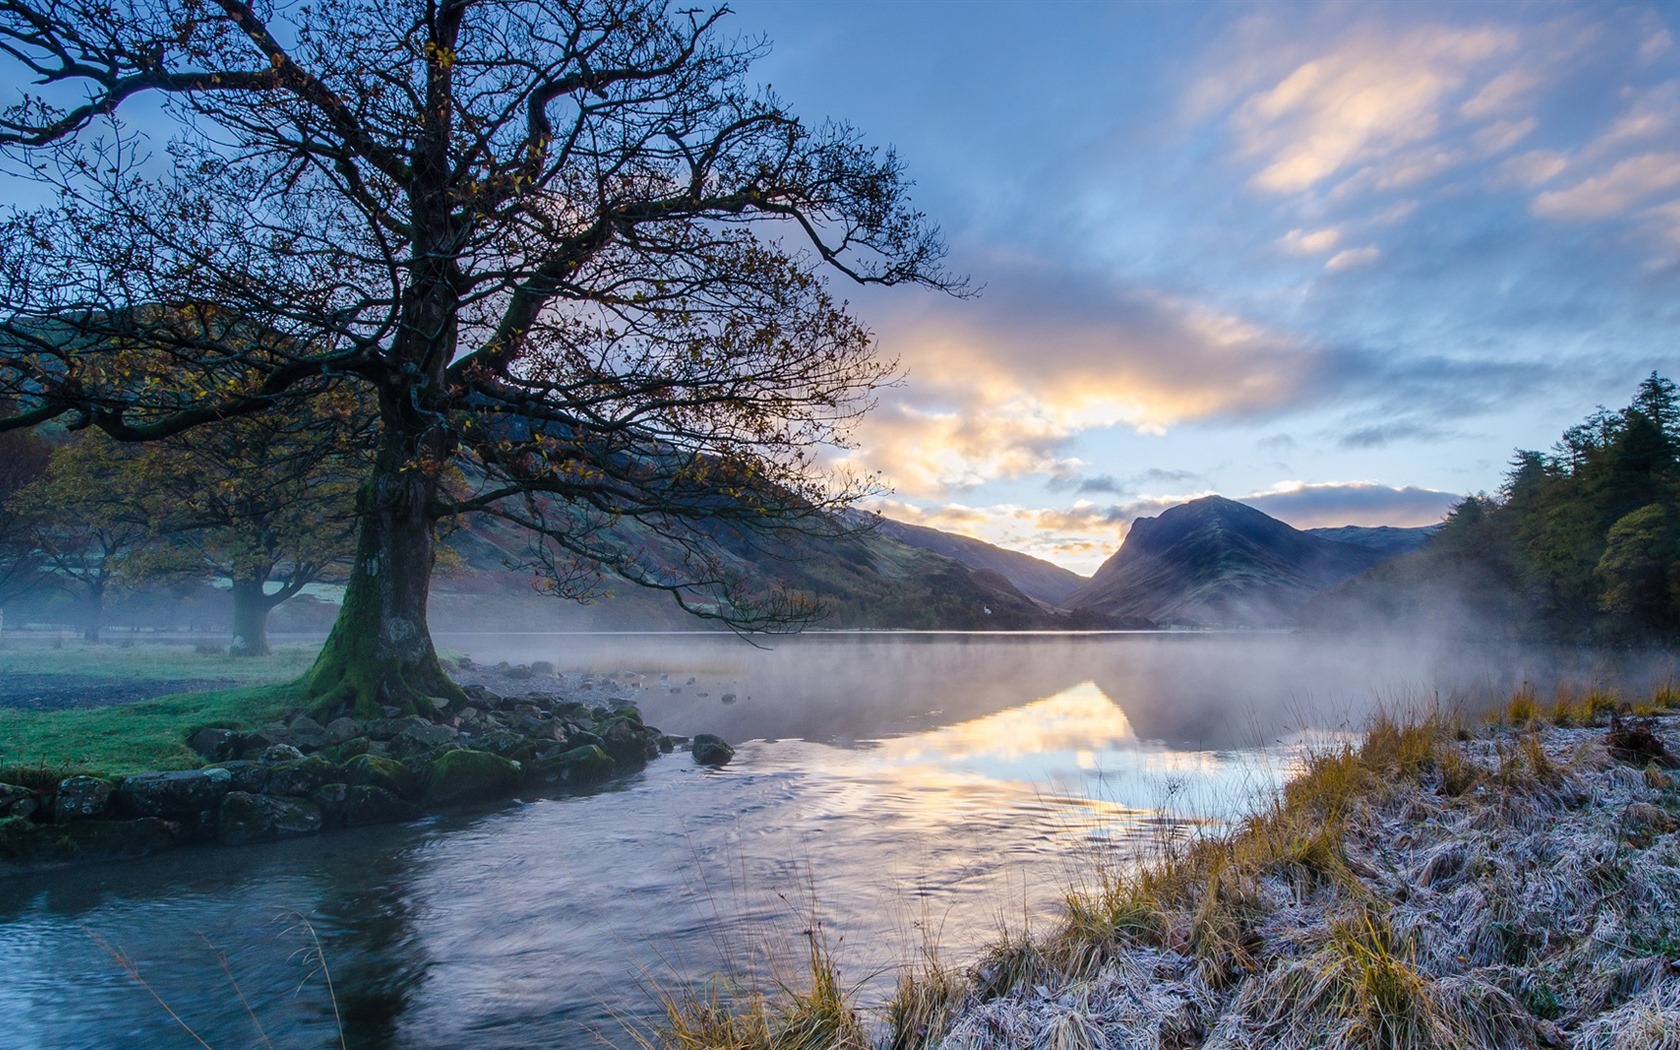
left=1, top=632, right=1673, bottom=1049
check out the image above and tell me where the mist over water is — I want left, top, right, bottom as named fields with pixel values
left=1, top=632, right=1673, bottom=1048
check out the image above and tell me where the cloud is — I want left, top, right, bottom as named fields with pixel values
left=1325, top=246, right=1381, bottom=272
left=1495, top=149, right=1569, bottom=188
left=1533, top=151, right=1680, bottom=219
left=839, top=258, right=1330, bottom=497
left=866, top=497, right=1123, bottom=574
left=1279, top=226, right=1341, bottom=254
left=1242, top=481, right=1459, bottom=528
left=1458, top=69, right=1541, bottom=120
left=1471, top=116, right=1537, bottom=156
left=1074, top=474, right=1124, bottom=495
left=1336, top=420, right=1457, bottom=449
left=1215, top=22, right=1521, bottom=195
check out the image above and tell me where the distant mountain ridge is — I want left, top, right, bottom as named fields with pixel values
left=438, top=508, right=1070, bottom=632
left=870, top=517, right=1087, bottom=605
left=1304, top=524, right=1437, bottom=554
left=1062, top=496, right=1411, bottom=627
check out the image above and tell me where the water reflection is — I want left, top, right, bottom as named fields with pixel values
left=2, top=632, right=1673, bottom=1048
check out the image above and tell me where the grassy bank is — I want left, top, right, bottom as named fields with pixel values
left=0, top=644, right=316, bottom=779
left=649, top=686, right=1680, bottom=1049
left=0, top=641, right=316, bottom=683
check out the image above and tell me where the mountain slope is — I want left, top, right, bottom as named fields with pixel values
left=870, top=517, right=1087, bottom=605
left=436, top=509, right=1067, bottom=631
left=1062, top=496, right=1391, bottom=627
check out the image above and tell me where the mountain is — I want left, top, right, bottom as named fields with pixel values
left=1304, top=524, right=1437, bottom=554
left=1061, top=496, right=1394, bottom=628
left=870, top=517, right=1087, bottom=605
left=436, top=509, right=1068, bottom=632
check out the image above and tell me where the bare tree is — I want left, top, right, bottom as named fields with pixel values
left=0, top=0, right=954, bottom=716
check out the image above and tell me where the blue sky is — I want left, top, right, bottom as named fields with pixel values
left=726, top=0, right=1680, bottom=573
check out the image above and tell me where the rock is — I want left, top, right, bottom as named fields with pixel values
left=323, top=717, right=362, bottom=745
left=341, top=785, right=421, bottom=827
left=267, top=755, right=341, bottom=798
left=218, top=791, right=323, bottom=845
left=311, top=783, right=351, bottom=826
left=424, top=694, right=453, bottom=715
left=536, top=744, right=615, bottom=785
left=341, top=754, right=420, bottom=800
left=691, top=734, right=735, bottom=767
left=288, top=714, right=326, bottom=735
left=502, top=664, right=534, bottom=680
left=720, top=693, right=737, bottom=705
left=474, top=728, right=531, bottom=760
left=422, top=749, right=523, bottom=807
left=364, top=716, right=421, bottom=741
left=530, top=660, right=555, bottom=675
left=54, top=776, right=113, bottom=822
left=261, top=743, right=306, bottom=764
left=117, top=767, right=234, bottom=819
left=595, top=714, right=657, bottom=764
left=657, top=735, right=676, bottom=754
left=394, top=720, right=458, bottom=756
left=188, top=727, right=238, bottom=762
left=0, top=783, right=38, bottom=820
left=323, top=737, right=370, bottom=763
left=0, top=816, right=186, bottom=868
left=215, top=760, right=270, bottom=794
left=240, top=725, right=295, bottom=753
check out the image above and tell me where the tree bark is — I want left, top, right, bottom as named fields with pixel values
left=228, top=576, right=272, bottom=657
left=81, top=583, right=103, bottom=643
left=304, top=417, right=461, bottom=720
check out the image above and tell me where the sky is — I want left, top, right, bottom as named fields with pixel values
left=721, top=0, right=1680, bottom=574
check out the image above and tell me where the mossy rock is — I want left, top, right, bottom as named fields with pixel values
left=594, top=715, right=656, bottom=764
left=218, top=791, right=323, bottom=845
left=532, top=745, right=616, bottom=786
left=267, top=755, right=343, bottom=798
left=117, top=767, right=234, bottom=819
left=423, top=749, right=524, bottom=807
left=342, top=753, right=420, bottom=800
left=341, top=785, right=422, bottom=827
left=0, top=815, right=185, bottom=867
left=323, top=737, right=371, bottom=763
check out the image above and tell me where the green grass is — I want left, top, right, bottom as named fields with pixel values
left=0, top=680, right=305, bottom=779
left=0, top=641, right=318, bottom=683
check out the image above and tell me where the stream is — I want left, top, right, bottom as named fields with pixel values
left=1, top=631, right=1672, bottom=1049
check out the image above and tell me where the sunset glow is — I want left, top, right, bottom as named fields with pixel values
left=733, top=0, right=1680, bottom=572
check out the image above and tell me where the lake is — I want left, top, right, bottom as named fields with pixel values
left=0, top=632, right=1671, bottom=1049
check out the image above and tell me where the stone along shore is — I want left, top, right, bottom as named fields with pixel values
left=0, top=673, right=736, bottom=876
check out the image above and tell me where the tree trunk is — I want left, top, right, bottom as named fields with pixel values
left=304, top=425, right=461, bottom=720
left=81, top=580, right=105, bottom=642
left=228, top=576, right=272, bottom=657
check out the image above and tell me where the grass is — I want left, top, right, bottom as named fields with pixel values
left=642, top=685, right=1680, bottom=1050
left=0, top=680, right=304, bottom=779
left=635, top=936, right=871, bottom=1050
left=0, top=641, right=317, bottom=683
left=0, top=642, right=316, bottom=779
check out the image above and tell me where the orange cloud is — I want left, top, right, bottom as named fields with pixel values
left=835, top=270, right=1326, bottom=498
left=1225, top=24, right=1519, bottom=194
left=1534, top=151, right=1680, bottom=219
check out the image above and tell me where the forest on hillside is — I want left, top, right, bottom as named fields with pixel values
left=1306, top=374, right=1680, bottom=642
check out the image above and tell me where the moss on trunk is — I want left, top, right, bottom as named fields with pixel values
left=304, top=454, right=462, bottom=721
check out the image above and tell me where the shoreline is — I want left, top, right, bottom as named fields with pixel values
left=867, top=696, right=1680, bottom=1049
left=0, top=664, right=732, bottom=878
